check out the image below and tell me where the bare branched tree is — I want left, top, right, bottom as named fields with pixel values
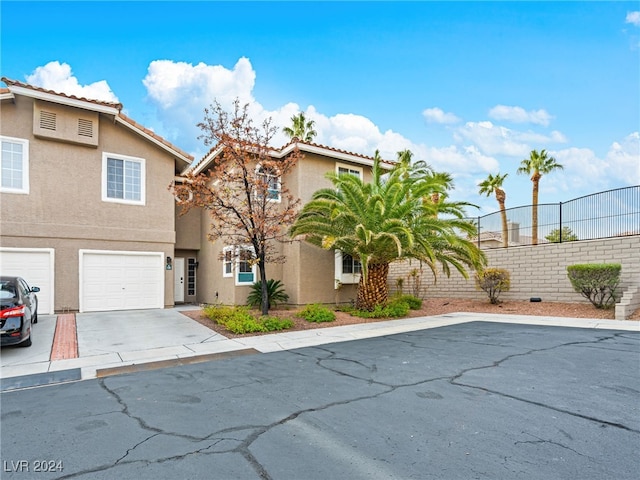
left=172, top=99, right=302, bottom=315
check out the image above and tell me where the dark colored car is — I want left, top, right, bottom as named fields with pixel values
left=0, top=276, right=39, bottom=347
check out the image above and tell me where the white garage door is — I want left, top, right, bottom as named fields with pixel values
left=80, top=250, right=164, bottom=313
left=0, top=248, right=55, bottom=314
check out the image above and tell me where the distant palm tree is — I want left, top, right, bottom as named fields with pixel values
left=425, top=170, right=454, bottom=210
left=283, top=112, right=317, bottom=142
left=395, top=150, right=452, bottom=209
left=479, top=173, right=509, bottom=247
left=517, top=149, right=563, bottom=245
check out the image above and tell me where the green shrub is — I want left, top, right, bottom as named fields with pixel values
left=203, top=304, right=293, bottom=334
left=392, top=294, right=422, bottom=310
left=261, top=316, right=294, bottom=331
left=224, top=316, right=268, bottom=334
left=246, top=279, right=289, bottom=309
left=567, top=263, right=621, bottom=309
left=298, top=304, right=336, bottom=323
left=348, top=298, right=410, bottom=318
left=204, top=304, right=251, bottom=324
left=475, top=268, right=511, bottom=304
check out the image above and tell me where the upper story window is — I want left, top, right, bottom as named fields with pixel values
left=0, top=136, right=29, bottom=194
left=334, top=163, right=363, bottom=286
left=223, top=247, right=234, bottom=277
left=102, top=152, right=145, bottom=205
left=255, top=164, right=281, bottom=202
left=336, top=163, right=363, bottom=179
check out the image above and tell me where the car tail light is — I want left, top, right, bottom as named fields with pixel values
left=1, top=306, right=25, bottom=318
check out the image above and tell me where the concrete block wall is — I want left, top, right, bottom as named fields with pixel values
left=389, top=235, right=640, bottom=306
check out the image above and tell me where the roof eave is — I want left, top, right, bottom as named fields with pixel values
left=7, top=84, right=120, bottom=115
left=280, top=142, right=376, bottom=167
left=187, top=146, right=224, bottom=176
left=115, top=116, right=192, bottom=166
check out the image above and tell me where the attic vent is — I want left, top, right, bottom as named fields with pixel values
left=78, top=118, right=94, bottom=137
left=40, top=111, right=57, bottom=130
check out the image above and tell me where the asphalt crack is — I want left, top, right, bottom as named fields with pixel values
left=50, top=330, right=639, bottom=479
left=449, top=333, right=640, bottom=434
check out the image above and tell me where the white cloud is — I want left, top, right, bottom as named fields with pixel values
left=626, top=11, right=640, bottom=26
left=21, top=58, right=632, bottom=206
left=141, top=58, right=258, bottom=152
left=454, top=121, right=528, bottom=157
left=422, top=107, right=460, bottom=124
left=25, top=61, right=119, bottom=103
left=454, top=121, right=567, bottom=157
left=488, top=105, right=553, bottom=126
left=605, top=132, right=640, bottom=184
left=550, top=147, right=609, bottom=192
left=544, top=133, right=639, bottom=195
left=420, top=145, right=499, bottom=174
left=143, top=57, right=256, bottom=109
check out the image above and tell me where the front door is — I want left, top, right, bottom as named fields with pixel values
left=174, top=257, right=185, bottom=303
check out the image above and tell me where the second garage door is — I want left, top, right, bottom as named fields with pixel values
left=80, top=250, right=164, bottom=313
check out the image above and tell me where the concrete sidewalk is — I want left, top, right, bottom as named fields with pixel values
left=1, top=307, right=638, bottom=391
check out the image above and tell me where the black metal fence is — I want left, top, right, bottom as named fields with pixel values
left=469, top=185, right=640, bottom=248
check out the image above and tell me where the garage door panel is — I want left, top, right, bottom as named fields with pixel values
left=0, top=248, right=54, bottom=314
left=80, top=251, right=164, bottom=313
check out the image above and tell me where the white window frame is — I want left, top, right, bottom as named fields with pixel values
left=333, top=163, right=363, bottom=287
left=102, top=152, right=146, bottom=205
left=335, top=250, right=361, bottom=287
left=336, top=162, right=363, bottom=179
left=222, top=246, right=234, bottom=278
left=255, top=164, right=281, bottom=203
left=222, top=245, right=257, bottom=285
left=0, top=136, right=29, bottom=194
left=187, top=257, right=197, bottom=297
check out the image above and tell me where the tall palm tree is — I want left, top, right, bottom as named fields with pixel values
left=291, top=152, right=485, bottom=310
left=517, top=149, right=563, bottom=245
left=478, top=173, right=509, bottom=248
left=283, top=112, right=317, bottom=142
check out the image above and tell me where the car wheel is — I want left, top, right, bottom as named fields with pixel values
left=21, top=334, right=32, bottom=347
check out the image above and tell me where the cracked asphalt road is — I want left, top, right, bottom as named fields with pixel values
left=1, top=321, right=639, bottom=479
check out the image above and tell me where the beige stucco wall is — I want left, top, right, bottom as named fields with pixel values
left=389, top=235, right=640, bottom=304
left=175, top=204, right=201, bottom=250
left=1, top=94, right=181, bottom=311
left=191, top=149, right=373, bottom=307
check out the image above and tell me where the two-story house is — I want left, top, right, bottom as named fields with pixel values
left=1, top=78, right=388, bottom=313
left=176, top=141, right=383, bottom=307
left=0, top=78, right=193, bottom=313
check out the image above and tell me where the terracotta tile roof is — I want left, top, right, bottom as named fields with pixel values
left=281, top=139, right=397, bottom=167
left=1, top=77, right=123, bottom=110
left=117, top=113, right=194, bottom=162
left=188, top=139, right=397, bottom=175
left=279, top=139, right=370, bottom=160
left=2, top=77, right=193, bottom=163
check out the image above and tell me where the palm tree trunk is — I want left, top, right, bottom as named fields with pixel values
left=499, top=201, right=508, bottom=248
left=496, top=189, right=508, bottom=248
left=356, top=263, right=389, bottom=310
left=531, top=173, right=540, bottom=245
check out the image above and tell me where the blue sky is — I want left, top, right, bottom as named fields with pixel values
left=2, top=1, right=639, bottom=213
